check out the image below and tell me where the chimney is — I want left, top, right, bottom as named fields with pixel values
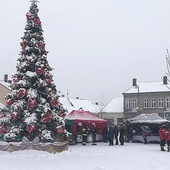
left=132, top=78, right=137, bottom=86
left=7, top=80, right=12, bottom=84
left=95, top=102, right=98, bottom=105
left=163, top=76, right=168, bottom=85
left=4, top=74, right=8, bottom=83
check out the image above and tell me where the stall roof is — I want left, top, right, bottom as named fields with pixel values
left=65, top=110, right=107, bottom=123
left=127, top=113, right=170, bottom=124
left=65, top=110, right=107, bottom=132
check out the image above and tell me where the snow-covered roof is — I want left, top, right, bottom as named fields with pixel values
left=65, top=110, right=107, bottom=122
left=100, top=97, right=123, bottom=113
left=59, top=97, right=101, bottom=114
left=127, top=113, right=170, bottom=124
left=123, top=81, right=170, bottom=94
left=0, top=80, right=11, bottom=90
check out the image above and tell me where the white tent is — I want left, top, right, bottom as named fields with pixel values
left=126, top=113, right=170, bottom=143
left=127, top=113, right=170, bottom=124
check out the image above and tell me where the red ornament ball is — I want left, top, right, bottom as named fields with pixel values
left=36, top=67, right=44, bottom=75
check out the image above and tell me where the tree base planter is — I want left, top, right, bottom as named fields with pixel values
left=0, top=137, right=68, bottom=153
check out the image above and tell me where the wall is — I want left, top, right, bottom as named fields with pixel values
left=0, top=84, right=11, bottom=105
left=98, top=112, right=123, bottom=125
left=123, top=91, right=170, bottom=120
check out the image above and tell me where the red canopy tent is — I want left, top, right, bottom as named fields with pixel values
left=65, top=110, right=108, bottom=134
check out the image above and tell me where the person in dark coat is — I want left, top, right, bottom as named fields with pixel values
left=91, top=124, right=97, bottom=145
left=166, top=127, right=170, bottom=152
left=76, top=123, right=81, bottom=135
left=114, top=125, right=119, bottom=145
left=108, top=126, right=114, bottom=146
left=103, top=125, right=108, bottom=143
left=119, top=124, right=125, bottom=145
left=159, top=125, right=167, bottom=151
left=74, top=123, right=81, bottom=144
left=124, top=123, right=132, bottom=142
left=82, top=124, right=89, bottom=145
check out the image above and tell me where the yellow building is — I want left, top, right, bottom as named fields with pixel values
left=0, top=74, right=12, bottom=105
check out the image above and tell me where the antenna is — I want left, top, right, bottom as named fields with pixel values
left=100, top=92, right=105, bottom=106
left=66, top=89, right=69, bottom=98
left=166, top=49, right=170, bottom=76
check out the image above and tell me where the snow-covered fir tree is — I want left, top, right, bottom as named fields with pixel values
left=0, top=0, right=68, bottom=142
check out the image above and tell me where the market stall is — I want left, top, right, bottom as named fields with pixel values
left=125, top=113, right=170, bottom=143
left=65, top=110, right=108, bottom=143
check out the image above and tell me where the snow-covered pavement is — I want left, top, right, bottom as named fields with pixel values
left=0, top=142, right=169, bottom=170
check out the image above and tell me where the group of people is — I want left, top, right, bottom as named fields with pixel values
left=80, top=123, right=126, bottom=146
left=103, top=124, right=125, bottom=146
left=81, top=123, right=97, bottom=145
left=158, top=125, right=170, bottom=152
left=70, top=122, right=170, bottom=152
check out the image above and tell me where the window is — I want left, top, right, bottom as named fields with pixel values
left=144, top=98, right=149, bottom=108
left=126, top=99, right=131, bottom=108
left=166, top=97, right=170, bottom=108
left=132, top=98, right=137, bottom=109
left=158, top=98, right=164, bottom=108
left=151, top=98, right=156, bottom=108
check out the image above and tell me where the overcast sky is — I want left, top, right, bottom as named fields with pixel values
left=1, top=0, right=170, bottom=104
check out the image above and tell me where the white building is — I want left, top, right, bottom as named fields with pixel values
left=59, top=97, right=101, bottom=114
left=98, top=97, right=123, bottom=125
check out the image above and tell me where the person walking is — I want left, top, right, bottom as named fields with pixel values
left=142, top=131, right=148, bottom=144
left=119, top=124, right=125, bottom=145
left=82, top=123, right=89, bottom=145
left=91, top=124, right=97, bottom=145
left=103, top=125, right=108, bottom=143
left=108, top=126, right=114, bottom=146
left=114, top=125, right=119, bottom=145
left=124, top=123, right=132, bottom=143
left=158, top=125, right=166, bottom=151
left=166, top=127, right=170, bottom=152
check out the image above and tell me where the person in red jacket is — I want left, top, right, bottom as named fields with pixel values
left=158, top=125, right=167, bottom=151
left=166, top=127, right=170, bottom=152
left=142, top=131, right=148, bottom=144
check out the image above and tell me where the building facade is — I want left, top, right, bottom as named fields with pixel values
left=123, top=76, right=170, bottom=120
left=0, top=75, right=11, bottom=105
left=98, top=97, right=124, bottom=125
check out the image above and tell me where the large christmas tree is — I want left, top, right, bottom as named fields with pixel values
left=0, top=0, right=67, bottom=142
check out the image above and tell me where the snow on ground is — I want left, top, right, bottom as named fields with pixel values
left=0, top=142, right=169, bottom=170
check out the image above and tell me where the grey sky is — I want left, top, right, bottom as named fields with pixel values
left=0, top=0, right=170, bottom=104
